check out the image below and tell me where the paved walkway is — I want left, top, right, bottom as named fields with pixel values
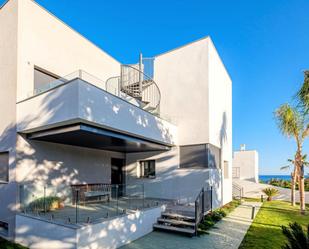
left=121, top=201, right=262, bottom=249
left=234, top=179, right=309, bottom=203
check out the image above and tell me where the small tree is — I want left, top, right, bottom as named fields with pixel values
left=275, top=104, right=306, bottom=207
left=262, top=187, right=279, bottom=201
left=281, top=222, right=309, bottom=249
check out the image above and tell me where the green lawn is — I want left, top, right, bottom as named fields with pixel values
left=239, top=200, right=309, bottom=249
left=0, top=237, right=27, bottom=249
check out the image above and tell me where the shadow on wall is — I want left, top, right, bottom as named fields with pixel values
left=18, top=80, right=176, bottom=145
left=0, top=79, right=175, bottom=245
left=126, top=111, right=229, bottom=208
left=12, top=79, right=177, bottom=201
left=126, top=149, right=223, bottom=207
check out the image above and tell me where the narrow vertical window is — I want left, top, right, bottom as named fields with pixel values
left=0, top=152, right=9, bottom=183
left=138, top=160, right=156, bottom=178
left=224, top=161, right=229, bottom=179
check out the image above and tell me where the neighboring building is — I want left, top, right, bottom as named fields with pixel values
left=0, top=0, right=232, bottom=248
left=232, top=145, right=259, bottom=183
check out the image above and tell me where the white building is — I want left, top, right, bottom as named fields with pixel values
left=0, top=0, right=232, bottom=248
left=232, top=145, right=259, bottom=183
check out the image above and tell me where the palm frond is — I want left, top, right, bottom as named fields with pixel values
left=297, top=70, right=309, bottom=114
left=280, top=165, right=291, bottom=171
left=274, top=104, right=303, bottom=139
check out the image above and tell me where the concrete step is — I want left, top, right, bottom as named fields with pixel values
left=153, top=223, right=195, bottom=236
left=161, top=212, right=195, bottom=221
left=157, top=218, right=196, bottom=227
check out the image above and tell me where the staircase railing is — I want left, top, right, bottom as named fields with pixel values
left=106, top=64, right=161, bottom=115
left=232, top=182, right=244, bottom=199
left=194, top=186, right=213, bottom=235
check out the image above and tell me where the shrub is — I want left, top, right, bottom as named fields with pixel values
left=28, top=196, right=62, bottom=212
left=198, top=200, right=241, bottom=234
left=281, top=222, right=309, bottom=249
left=262, top=187, right=279, bottom=201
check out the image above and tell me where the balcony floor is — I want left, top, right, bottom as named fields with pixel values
left=22, top=197, right=172, bottom=225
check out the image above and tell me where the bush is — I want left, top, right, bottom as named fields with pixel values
left=28, top=196, right=62, bottom=212
left=262, top=188, right=279, bottom=201
left=281, top=222, right=309, bottom=249
left=198, top=200, right=241, bottom=234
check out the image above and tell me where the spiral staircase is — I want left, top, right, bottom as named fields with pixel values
left=105, top=56, right=161, bottom=115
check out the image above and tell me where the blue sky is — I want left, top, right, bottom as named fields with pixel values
left=2, top=0, right=309, bottom=174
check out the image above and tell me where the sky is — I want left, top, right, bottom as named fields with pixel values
left=2, top=0, right=309, bottom=175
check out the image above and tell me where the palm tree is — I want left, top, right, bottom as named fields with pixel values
left=275, top=104, right=307, bottom=209
left=275, top=71, right=309, bottom=214
left=280, top=155, right=309, bottom=203
left=262, top=187, right=279, bottom=201
left=296, top=71, right=309, bottom=214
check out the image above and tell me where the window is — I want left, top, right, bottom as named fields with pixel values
left=0, top=152, right=9, bottom=183
left=179, top=144, right=221, bottom=169
left=0, top=221, right=8, bottom=237
left=138, top=160, right=155, bottom=178
left=224, top=161, right=229, bottom=179
left=34, top=67, right=59, bottom=94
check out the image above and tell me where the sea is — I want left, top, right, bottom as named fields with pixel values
left=259, top=175, right=291, bottom=182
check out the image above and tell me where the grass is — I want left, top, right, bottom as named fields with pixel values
left=0, top=237, right=27, bottom=249
left=239, top=200, right=309, bottom=249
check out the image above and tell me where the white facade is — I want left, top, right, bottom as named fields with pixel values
left=233, top=149, right=259, bottom=183
left=0, top=0, right=232, bottom=247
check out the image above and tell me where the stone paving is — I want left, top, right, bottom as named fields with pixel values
left=121, top=201, right=262, bottom=249
left=234, top=179, right=309, bottom=203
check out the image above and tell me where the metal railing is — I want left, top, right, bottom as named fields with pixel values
left=194, top=186, right=213, bottom=235
left=19, top=183, right=163, bottom=225
left=232, top=182, right=244, bottom=199
left=106, top=64, right=161, bottom=115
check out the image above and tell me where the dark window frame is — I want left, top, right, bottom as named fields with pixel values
left=0, top=220, right=9, bottom=237
left=0, top=151, right=9, bottom=183
left=139, top=160, right=156, bottom=179
left=179, top=143, right=221, bottom=169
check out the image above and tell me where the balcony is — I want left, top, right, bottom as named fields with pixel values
left=16, top=71, right=177, bottom=151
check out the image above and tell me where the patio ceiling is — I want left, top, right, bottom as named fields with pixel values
left=26, top=123, right=171, bottom=153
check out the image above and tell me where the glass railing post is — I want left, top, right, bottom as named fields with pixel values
left=75, top=189, right=79, bottom=223
left=43, top=185, right=46, bottom=214
left=19, top=184, right=24, bottom=213
left=116, top=185, right=119, bottom=215
left=142, top=183, right=145, bottom=209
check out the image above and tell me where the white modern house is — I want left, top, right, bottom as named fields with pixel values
left=232, top=145, right=259, bottom=183
left=0, top=0, right=232, bottom=248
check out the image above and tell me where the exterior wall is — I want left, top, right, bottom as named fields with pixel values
left=17, top=0, right=121, bottom=101
left=151, top=37, right=232, bottom=206
left=233, top=150, right=259, bottom=183
left=0, top=0, right=18, bottom=240
left=126, top=148, right=223, bottom=208
left=15, top=215, right=77, bottom=249
left=16, top=136, right=125, bottom=201
left=17, top=79, right=178, bottom=146
left=77, top=206, right=164, bottom=249
left=154, top=39, right=209, bottom=145
left=16, top=206, right=164, bottom=249
left=208, top=40, right=233, bottom=204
